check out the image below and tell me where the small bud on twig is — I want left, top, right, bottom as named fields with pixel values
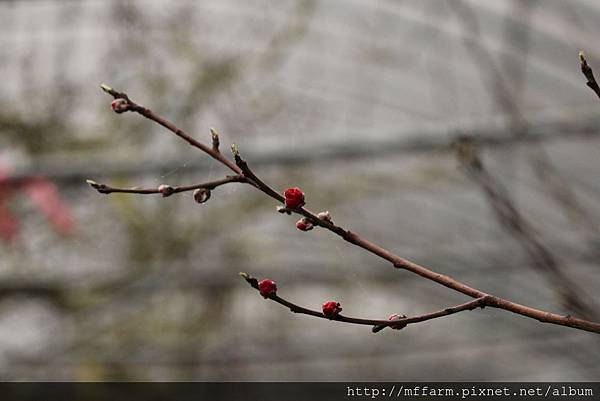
left=86, top=179, right=109, bottom=194
left=193, top=188, right=211, bottom=204
left=578, top=50, right=600, bottom=100
left=296, top=218, right=314, bottom=232
left=158, top=184, right=175, bottom=198
left=317, top=211, right=332, bottom=223
left=580, top=50, right=587, bottom=66
left=388, top=313, right=408, bottom=330
left=239, top=272, right=259, bottom=289
left=100, top=83, right=113, bottom=94
left=111, top=98, right=129, bottom=114
left=580, top=50, right=593, bottom=78
left=283, top=187, right=305, bottom=209
left=258, top=279, right=277, bottom=298
left=322, top=301, right=342, bottom=318
left=231, top=143, right=240, bottom=158
left=210, top=128, right=220, bottom=152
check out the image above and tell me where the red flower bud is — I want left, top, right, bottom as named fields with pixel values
left=258, top=279, right=277, bottom=298
left=111, top=98, right=129, bottom=114
left=322, top=301, right=342, bottom=317
left=283, top=187, right=305, bottom=209
left=158, top=184, right=174, bottom=198
left=295, top=218, right=313, bottom=231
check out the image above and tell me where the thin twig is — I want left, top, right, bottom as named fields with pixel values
left=96, top=85, right=600, bottom=334
left=240, top=272, right=491, bottom=333
left=371, top=297, right=491, bottom=333
left=86, top=175, right=246, bottom=195
left=580, top=51, right=600, bottom=100
left=232, top=146, right=284, bottom=202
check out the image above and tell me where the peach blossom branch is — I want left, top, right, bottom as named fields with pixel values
left=94, top=84, right=600, bottom=334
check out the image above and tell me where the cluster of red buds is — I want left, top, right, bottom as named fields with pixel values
left=281, top=187, right=320, bottom=232
left=322, top=301, right=342, bottom=318
left=110, top=98, right=130, bottom=114
left=258, top=279, right=277, bottom=298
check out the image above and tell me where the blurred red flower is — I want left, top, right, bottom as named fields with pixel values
left=0, top=167, right=75, bottom=242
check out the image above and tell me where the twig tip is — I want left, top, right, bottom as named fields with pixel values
left=100, top=83, right=113, bottom=94
left=239, top=272, right=259, bottom=289
left=231, top=143, right=240, bottom=157
left=579, top=51, right=588, bottom=66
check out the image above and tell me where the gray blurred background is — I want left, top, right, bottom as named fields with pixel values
left=1, top=0, right=600, bottom=381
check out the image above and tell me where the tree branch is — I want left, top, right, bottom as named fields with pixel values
left=94, top=84, right=600, bottom=335
left=85, top=175, right=246, bottom=196
left=239, top=272, right=491, bottom=333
